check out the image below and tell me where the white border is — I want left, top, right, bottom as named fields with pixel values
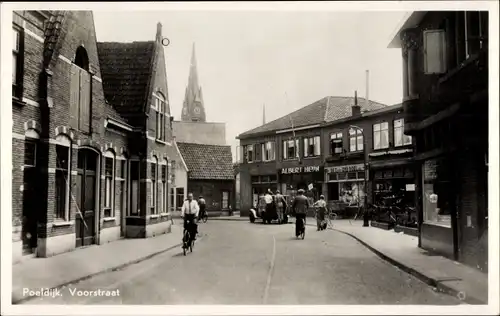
left=1, top=1, right=499, bottom=316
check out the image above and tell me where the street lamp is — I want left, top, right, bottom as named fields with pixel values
left=349, top=124, right=369, bottom=227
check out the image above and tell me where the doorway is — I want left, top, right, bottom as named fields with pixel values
left=22, top=156, right=38, bottom=255
left=75, top=149, right=98, bottom=247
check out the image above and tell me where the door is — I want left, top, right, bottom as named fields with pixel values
left=22, top=166, right=38, bottom=254
left=222, top=191, right=229, bottom=210
left=76, top=149, right=98, bottom=247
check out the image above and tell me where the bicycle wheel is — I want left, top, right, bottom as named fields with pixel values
left=183, top=230, right=190, bottom=256
left=300, top=219, right=305, bottom=239
left=202, top=214, right=208, bottom=223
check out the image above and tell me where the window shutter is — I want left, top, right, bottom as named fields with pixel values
left=69, top=65, right=80, bottom=129
left=424, top=30, right=447, bottom=74
left=79, top=71, right=91, bottom=132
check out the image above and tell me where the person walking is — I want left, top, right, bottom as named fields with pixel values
left=292, top=189, right=310, bottom=237
left=275, top=190, right=287, bottom=224
left=313, top=195, right=328, bottom=231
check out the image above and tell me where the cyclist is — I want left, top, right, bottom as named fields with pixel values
left=197, top=195, right=207, bottom=222
left=181, top=193, right=200, bottom=242
left=313, top=195, right=327, bottom=231
left=292, top=189, right=309, bottom=237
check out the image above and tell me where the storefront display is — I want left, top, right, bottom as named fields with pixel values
left=373, top=167, right=415, bottom=207
left=422, top=158, right=451, bottom=228
left=326, top=164, right=366, bottom=206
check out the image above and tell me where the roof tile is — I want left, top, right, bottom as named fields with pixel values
left=177, top=143, right=234, bottom=180
left=97, top=41, right=155, bottom=120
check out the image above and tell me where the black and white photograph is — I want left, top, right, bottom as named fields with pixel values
left=1, top=1, right=498, bottom=315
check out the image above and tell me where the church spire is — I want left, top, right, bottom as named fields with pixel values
left=181, top=42, right=206, bottom=122
left=262, top=104, right=266, bottom=125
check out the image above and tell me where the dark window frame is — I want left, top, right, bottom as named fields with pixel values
left=12, top=24, right=25, bottom=100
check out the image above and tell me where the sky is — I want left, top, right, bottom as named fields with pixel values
left=93, top=10, right=408, bottom=161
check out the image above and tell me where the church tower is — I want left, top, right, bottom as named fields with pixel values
left=181, top=43, right=206, bottom=122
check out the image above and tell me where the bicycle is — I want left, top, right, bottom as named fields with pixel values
left=198, top=210, right=208, bottom=223
left=182, top=219, right=195, bottom=256
left=326, top=209, right=337, bottom=229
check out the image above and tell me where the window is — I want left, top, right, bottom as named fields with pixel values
left=423, top=30, right=447, bottom=74
left=245, top=145, right=254, bottom=163
left=150, top=157, right=158, bottom=214
left=330, top=132, right=343, bottom=155
left=176, top=188, right=185, bottom=210
left=155, top=93, right=167, bottom=141
left=162, top=164, right=167, bottom=213
left=130, top=160, right=140, bottom=216
left=222, top=191, right=229, bottom=209
left=303, top=136, right=320, bottom=157
left=170, top=188, right=175, bottom=212
left=104, top=152, right=115, bottom=218
left=24, top=139, right=37, bottom=167
left=262, top=141, right=276, bottom=161
left=283, top=139, right=299, bottom=160
left=254, top=143, right=262, bottom=161
left=423, top=159, right=451, bottom=228
left=55, top=136, right=71, bottom=221
left=349, top=128, right=364, bottom=152
left=394, top=119, right=412, bottom=147
left=120, top=158, right=127, bottom=216
left=12, top=26, right=23, bottom=98
left=373, top=122, right=389, bottom=150
left=70, top=47, right=91, bottom=133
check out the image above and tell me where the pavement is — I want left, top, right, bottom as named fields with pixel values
left=328, top=219, right=488, bottom=305
left=14, top=220, right=467, bottom=305
left=12, top=223, right=183, bottom=304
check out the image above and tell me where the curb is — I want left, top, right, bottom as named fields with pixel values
left=12, top=240, right=185, bottom=304
left=331, top=227, right=486, bottom=305
left=209, top=217, right=248, bottom=221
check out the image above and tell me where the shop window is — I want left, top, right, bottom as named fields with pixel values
left=349, top=128, right=363, bottom=152
left=394, top=119, right=412, bottom=147
left=340, top=182, right=365, bottom=206
left=373, top=122, right=389, bottom=150
left=328, top=183, right=339, bottom=200
left=330, top=132, right=343, bottom=155
left=283, top=139, right=299, bottom=160
left=304, top=136, right=320, bottom=157
left=245, top=145, right=254, bottom=163
left=422, top=159, right=452, bottom=227
left=262, top=141, right=275, bottom=161
left=104, top=151, right=115, bottom=218
left=251, top=176, right=259, bottom=183
left=269, top=175, right=277, bottom=182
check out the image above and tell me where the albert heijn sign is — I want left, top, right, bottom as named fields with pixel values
left=279, top=165, right=323, bottom=175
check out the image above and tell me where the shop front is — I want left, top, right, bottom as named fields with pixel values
left=325, top=163, right=366, bottom=207
left=278, top=165, right=323, bottom=206
left=372, top=165, right=416, bottom=209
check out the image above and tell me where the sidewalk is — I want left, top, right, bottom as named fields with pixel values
left=12, top=224, right=183, bottom=304
left=329, top=220, right=488, bottom=305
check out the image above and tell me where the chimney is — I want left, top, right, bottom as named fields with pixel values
left=156, top=22, right=162, bottom=42
left=365, top=70, right=370, bottom=107
left=352, top=90, right=361, bottom=117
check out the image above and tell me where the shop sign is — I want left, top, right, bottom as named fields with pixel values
left=326, top=164, right=364, bottom=173
left=280, top=165, right=322, bottom=174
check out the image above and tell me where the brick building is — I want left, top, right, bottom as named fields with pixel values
left=388, top=11, right=489, bottom=272
left=11, top=11, right=184, bottom=262
left=236, top=95, right=416, bottom=219
left=177, top=143, right=235, bottom=216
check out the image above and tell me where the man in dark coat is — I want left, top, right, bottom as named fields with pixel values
left=292, top=189, right=310, bottom=237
